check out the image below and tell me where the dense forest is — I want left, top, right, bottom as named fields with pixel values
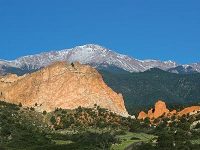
left=100, top=68, right=200, bottom=114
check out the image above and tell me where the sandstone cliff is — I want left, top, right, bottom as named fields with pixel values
left=0, top=61, right=128, bottom=117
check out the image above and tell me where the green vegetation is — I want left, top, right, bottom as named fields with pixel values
left=133, top=112, right=200, bottom=150
left=1, top=100, right=200, bottom=150
left=51, top=105, right=140, bottom=130
left=111, top=132, right=156, bottom=150
left=0, top=101, right=143, bottom=150
left=0, top=101, right=51, bottom=150
left=100, top=68, right=200, bottom=114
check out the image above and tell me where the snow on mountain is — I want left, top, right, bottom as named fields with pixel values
left=168, top=65, right=198, bottom=74
left=190, top=63, right=200, bottom=72
left=0, top=44, right=199, bottom=74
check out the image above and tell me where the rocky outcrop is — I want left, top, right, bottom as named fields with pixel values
left=178, top=106, right=200, bottom=116
left=0, top=61, right=128, bottom=117
left=138, top=100, right=170, bottom=120
left=153, top=100, right=170, bottom=118
left=170, top=110, right=177, bottom=115
left=138, top=111, right=147, bottom=120
left=138, top=100, right=200, bottom=120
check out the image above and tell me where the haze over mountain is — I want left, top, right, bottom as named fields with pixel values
left=0, top=44, right=199, bottom=75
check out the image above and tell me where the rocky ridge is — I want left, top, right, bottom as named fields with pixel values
left=0, top=61, right=128, bottom=117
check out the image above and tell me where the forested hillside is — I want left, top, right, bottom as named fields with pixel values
left=100, top=68, right=200, bottom=114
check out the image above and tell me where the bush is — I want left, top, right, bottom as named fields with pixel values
left=50, top=116, right=56, bottom=125
left=19, top=102, right=22, bottom=107
left=30, top=107, right=35, bottom=111
left=194, top=123, right=200, bottom=129
left=157, top=132, right=174, bottom=149
left=131, top=137, right=140, bottom=140
left=136, top=143, right=154, bottom=150
left=42, top=111, right=47, bottom=115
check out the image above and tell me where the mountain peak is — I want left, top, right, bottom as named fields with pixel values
left=163, top=60, right=177, bottom=65
left=79, top=44, right=106, bottom=49
left=0, top=44, right=199, bottom=75
left=72, top=44, right=109, bottom=54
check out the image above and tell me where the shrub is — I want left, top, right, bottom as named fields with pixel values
left=131, top=137, right=140, bottom=140
left=42, top=111, right=47, bottom=115
left=50, top=116, right=56, bottom=125
left=194, top=123, right=200, bottom=129
left=19, top=102, right=22, bottom=107
left=30, top=107, right=35, bottom=111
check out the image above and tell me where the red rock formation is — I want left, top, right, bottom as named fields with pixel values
left=137, top=100, right=200, bottom=120
left=178, top=106, right=200, bottom=116
left=138, top=100, right=170, bottom=120
left=170, top=110, right=177, bottom=116
left=0, top=61, right=128, bottom=117
left=138, top=111, right=147, bottom=120
left=147, top=109, right=154, bottom=119
left=153, top=100, right=169, bottom=118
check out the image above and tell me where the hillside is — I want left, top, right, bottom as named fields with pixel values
left=100, top=68, right=200, bottom=114
left=0, top=100, right=140, bottom=150
left=1, top=100, right=200, bottom=150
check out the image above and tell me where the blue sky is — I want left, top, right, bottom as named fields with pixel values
left=0, top=0, right=199, bottom=64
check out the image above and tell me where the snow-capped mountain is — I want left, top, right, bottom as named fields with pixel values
left=0, top=44, right=199, bottom=75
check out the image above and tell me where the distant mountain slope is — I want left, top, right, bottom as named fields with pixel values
left=0, top=44, right=199, bottom=75
left=99, top=68, right=200, bottom=114
left=168, top=65, right=198, bottom=74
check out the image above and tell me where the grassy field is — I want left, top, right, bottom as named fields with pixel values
left=53, top=140, right=74, bottom=145
left=191, top=139, right=200, bottom=145
left=111, top=132, right=157, bottom=150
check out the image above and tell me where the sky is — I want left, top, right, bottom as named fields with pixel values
left=0, top=0, right=199, bottom=64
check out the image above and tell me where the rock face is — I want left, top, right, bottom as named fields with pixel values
left=0, top=61, right=128, bottom=117
left=178, top=106, right=200, bottom=116
left=138, top=100, right=200, bottom=120
left=138, top=111, right=148, bottom=120
left=139, top=100, right=170, bottom=119
left=153, top=101, right=170, bottom=118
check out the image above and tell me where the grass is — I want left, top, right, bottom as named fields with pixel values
left=53, top=140, right=74, bottom=145
left=191, top=139, right=200, bottom=145
left=111, top=132, right=157, bottom=150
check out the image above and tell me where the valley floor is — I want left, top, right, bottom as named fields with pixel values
left=111, top=132, right=156, bottom=150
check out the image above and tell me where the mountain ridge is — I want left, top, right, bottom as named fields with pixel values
left=0, top=44, right=199, bottom=75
